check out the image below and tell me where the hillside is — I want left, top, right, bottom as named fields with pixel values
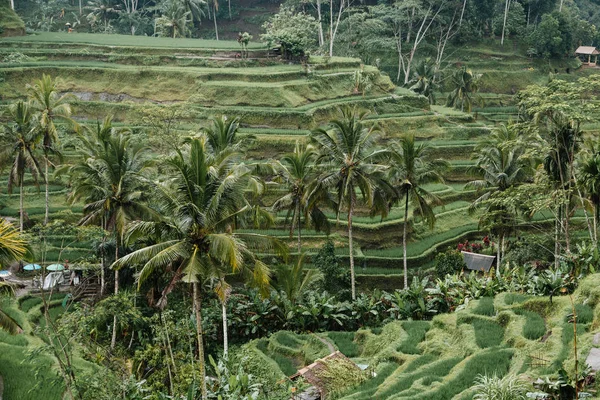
left=0, top=32, right=595, bottom=287
left=0, top=0, right=25, bottom=37
left=242, top=274, right=600, bottom=399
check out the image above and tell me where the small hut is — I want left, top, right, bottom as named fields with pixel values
left=575, top=46, right=600, bottom=66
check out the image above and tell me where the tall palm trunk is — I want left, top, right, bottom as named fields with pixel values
left=100, top=216, right=106, bottom=296
left=297, top=202, right=302, bottom=253
left=403, top=191, right=409, bottom=289
left=496, top=234, right=501, bottom=272
left=193, top=282, right=208, bottom=399
left=19, top=180, right=24, bottom=232
left=221, top=300, right=228, bottom=357
left=110, top=236, right=119, bottom=350
left=348, top=198, right=355, bottom=300
left=44, top=155, right=50, bottom=226
left=9, top=0, right=14, bottom=9
left=213, top=6, right=219, bottom=40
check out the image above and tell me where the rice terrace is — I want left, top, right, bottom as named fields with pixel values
left=3, top=0, right=600, bottom=398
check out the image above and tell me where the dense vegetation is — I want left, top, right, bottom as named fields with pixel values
left=2, top=0, right=600, bottom=397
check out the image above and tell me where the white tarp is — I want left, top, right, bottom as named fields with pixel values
left=43, top=271, right=65, bottom=290
left=461, top=251, right=496, bottom=272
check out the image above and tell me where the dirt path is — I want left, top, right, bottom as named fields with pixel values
left=314, top=334, right=336, bottom=354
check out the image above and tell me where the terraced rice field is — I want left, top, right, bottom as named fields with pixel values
left=0, top=33, right=590, bottom=283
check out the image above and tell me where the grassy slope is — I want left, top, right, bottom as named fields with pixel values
left=245, top=274, right=600, bottom=399
left=0, top=1, right=25, bottom=33
left=0, top=33, right=592, bottom=277
left=0, top=32, right=264, bottom=49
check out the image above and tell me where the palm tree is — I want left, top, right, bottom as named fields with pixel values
left=273, top=255, right=322, bottom=304
left=446, top=66, right=482, bottom=112
left=1, top=101, right=43, bottom=232
left=27, top=74, right=73, bottom=226
left=310, top=107, right=387, bottom=300
left=114, top=137, right=283, bottom=399
left=200, top=115, right=247, bottom=156
left=409, top=60, right=439, bottom=105
left=64, top=116, right=153, bottom=350
left=86, top=0, right=120, bottom=31
left=466, top=125, right=531, bottom=269
left=156, top=0, right=191, bottom=38
left=273, top=142, right=332, bottom=253
left=388, top=135, right=448, bottom=289
left=579, top=151, right=600, bottom=243
left=0, top=218, right=28, bottom=334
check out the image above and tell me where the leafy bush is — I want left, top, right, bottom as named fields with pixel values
left=472, top=373, right=527, bottom=400
left=435, top=249, right=466, bottom=277
left=313, top=241, right=350, bottom=300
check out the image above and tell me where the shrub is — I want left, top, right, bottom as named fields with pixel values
left=314, top=241, right=350, bottom=300
left=472, top=373, right=527, bottom=400
left=435, top=249, right=466, bottom=277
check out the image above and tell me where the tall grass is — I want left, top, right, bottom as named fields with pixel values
left=326, top=332, right=360, bottom=357
left=397, top=321, right=431, bottom=354
left=514, top=309, right=546, bottom=340
left=402, top=348, right=514, bottom=400
left=473, top=297, right=495, bottom=316
left=472, top=319, right=504, bottom=348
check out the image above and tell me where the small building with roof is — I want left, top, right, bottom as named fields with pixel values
left=575, top=46, right=600, bottom=66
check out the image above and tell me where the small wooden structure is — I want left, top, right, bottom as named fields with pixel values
left=575, top=46, right=600, bottom=66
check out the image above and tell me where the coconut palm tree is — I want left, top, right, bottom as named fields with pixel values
left=579, top=151, right=600, bottom=243
left=156, top=0, right=191, bottom=38
left=200, top=115, right=246, bottom=157
left=64, top=116, right=153, bottom=350
left=446, top=66, right=482, bottom=112
left=114, top=137, right=283, bottom=399
left=273, top=142, right=332, bottom=253
left=27, top=74, right=74, bottom=226
left=310, top=107, right=387, bottom=300
left=0, top=218, right=28, bottom=334
left=388, top=135, right=448, bottom=289
left=409, top=60, right=439, bottom=105
left=1, top=101, right=43, bottom=232
left=466, top=125, right=532, bottom=269
left=86, top=0, right=120, bottom=31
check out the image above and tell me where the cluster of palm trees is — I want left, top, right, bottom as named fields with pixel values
left=1, top=74, right=73, bottom=232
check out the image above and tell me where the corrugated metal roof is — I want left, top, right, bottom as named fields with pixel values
left=575, top=46, right=599, bottom=55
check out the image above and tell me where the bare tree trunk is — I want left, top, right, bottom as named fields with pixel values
left=79, top=0, right=82, bottom=15
left=228, top=0, right=231, bottom=20
left=9, top=0, right=14, bottom=10
left=403, top=191, right=409, bottom=289
left=501, top=0, right=510, bottom=45
left=193, top=282, right=208, bottom=399
left=317, top=0, right=324, bottom=47
left=19, top=180, right=24, bottom=232
left=45, top=157, right=50, bottom=226
left=459, top=0, right=467, bottom=26
left=348, top=199, right=355, bottom=300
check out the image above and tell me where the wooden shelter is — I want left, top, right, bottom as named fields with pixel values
left=575, top=46, right=600, bottom=66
